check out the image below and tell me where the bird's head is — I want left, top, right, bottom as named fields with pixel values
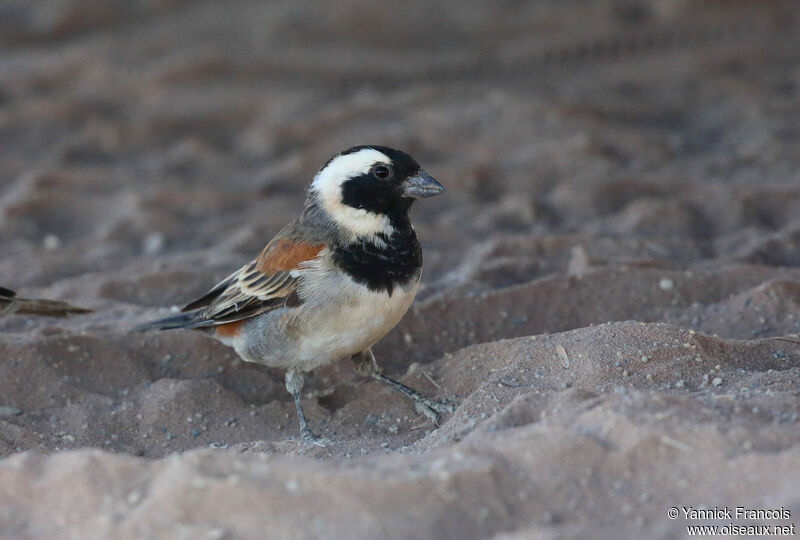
left=308, top=145, right=444, bottom=241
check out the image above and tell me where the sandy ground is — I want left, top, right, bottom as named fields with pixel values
left=1, top=0, right=800, bottom=538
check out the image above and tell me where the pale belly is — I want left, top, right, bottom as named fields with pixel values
left=289, top=276, right=420, bottom=369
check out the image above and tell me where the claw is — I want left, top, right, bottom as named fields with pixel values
left=427, top=399, right=455, bottom=415
left=414, top=397, right=457, bottom=425
left=415, top=401, right=441, bottom=425
left=300, top=427, right=328, bottom=447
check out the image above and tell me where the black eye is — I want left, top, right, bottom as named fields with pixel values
left=372, top=165, right=391, bottom=180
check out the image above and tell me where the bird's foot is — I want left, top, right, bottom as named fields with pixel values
left=353, top=353, right=457, bottom=427
left=414, top=396, right=456, bottom=425
left=300, top=427, right=328, bottom=447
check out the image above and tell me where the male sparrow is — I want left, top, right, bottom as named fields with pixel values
left=136, top=145, right=452, bottom=443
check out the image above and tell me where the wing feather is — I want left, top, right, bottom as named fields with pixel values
left=180, top=228, right=324, bottom=327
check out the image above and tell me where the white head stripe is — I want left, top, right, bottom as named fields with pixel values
left=310, top=149, right=395, bottom=241
left=311, top=148, right=390, bottom=192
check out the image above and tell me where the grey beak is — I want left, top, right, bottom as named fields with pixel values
left=402, top=170, right=446, bottom=199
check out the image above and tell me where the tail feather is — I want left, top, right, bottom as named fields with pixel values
left=133, top=311, right=213, bottom=332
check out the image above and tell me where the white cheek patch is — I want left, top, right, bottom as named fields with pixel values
left=311, top=149, right=395, bottom=240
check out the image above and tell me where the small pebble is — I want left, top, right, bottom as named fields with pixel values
left=43, top=234, right=61, bottom=250
left=712, top=377, right=723, bottom=387
left=285, top=479, right=299, bottom=493
left=142, top=232, right=165, bottom=255
left=126, top=491, right=141, bottom=505
left=659, top=278, right=674, bottom=291
left=0, top=407, right=22, bottom=416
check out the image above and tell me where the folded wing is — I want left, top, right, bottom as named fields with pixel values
left=181, top=233, right=324, bottom=326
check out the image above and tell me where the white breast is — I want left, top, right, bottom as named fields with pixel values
left=286, top=251, right=420, bottom=369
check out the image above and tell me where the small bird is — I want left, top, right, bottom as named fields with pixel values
left=0, top=287, right=92, bottom=318
left=136, top=145, right=453, bottom=443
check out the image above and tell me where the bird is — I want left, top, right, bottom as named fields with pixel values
left=135, top=145, right=453, bottom=443
left=0, top=287, right=92, bottom=318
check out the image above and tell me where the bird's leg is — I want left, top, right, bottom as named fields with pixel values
left=285, top=370, right=325, bottom=446
left=351, top=349, right=455, bottom=424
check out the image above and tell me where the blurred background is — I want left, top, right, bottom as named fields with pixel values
left=1, top=0, right=798, bottom=307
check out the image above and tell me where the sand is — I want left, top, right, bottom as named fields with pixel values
left=1, top=0, right=799, bottom=538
